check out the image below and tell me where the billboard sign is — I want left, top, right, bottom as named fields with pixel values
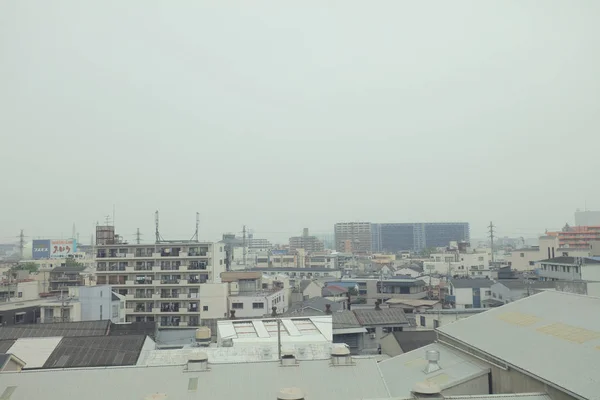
left=49, top=239, right=77, bottom=259
left=32, top=240, right=51, bottom=260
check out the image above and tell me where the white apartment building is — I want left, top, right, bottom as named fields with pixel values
left=95, top=241, right=226, bottom=328
left=221, top=271, right=289, bottom=318
left=424, top=250, right=490, bottom=278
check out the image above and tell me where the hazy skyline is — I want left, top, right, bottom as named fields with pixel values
left=2, top=1, right=599, bottom=245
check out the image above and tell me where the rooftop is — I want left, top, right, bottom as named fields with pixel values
left=437, top=291, right=600, bottom=400
left=217, top=316, right=332, bottom=345
left=536, top=256, right=600, bottom=265
left=0, top=321, right=110, bottom=340
left=378, top=343, right=489, bottom=397
left=0, top=358, right=391, bottom=400
left=450, top=279, right=493, bottom=289
left=494, top=280, right=556, bottom=290
left=353, top=308, right=408, bottom=326
left=250, top=267, right=342, bottom=273
left=391, top=330, right=437, bottom=353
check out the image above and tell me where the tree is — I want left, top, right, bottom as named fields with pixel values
left=347, top=287, right=358, bottom=296
left=420, top=247, right=436, bottom=258
left=65, top=258, right=83, bottom=267
left=15, top=262, right=38, bottom=273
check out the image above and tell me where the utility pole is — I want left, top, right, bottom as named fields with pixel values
left=155, top=211, right=161, bottom=244
left=277, top=318, right=282, bottom=361
left=242, top=225, right=247, bottom=267
left=135, top=228, right=142, bottom=245
left=18, top=229, right=26, bottom=260
left=488, top=221, right=495, bottom=264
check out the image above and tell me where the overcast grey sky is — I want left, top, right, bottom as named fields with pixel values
left=1, top=1, right=599, bottom=244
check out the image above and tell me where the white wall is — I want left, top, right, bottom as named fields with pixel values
left=210, top=243, right=226, bottom=283
left=199, top=283, right=228, bottom=320
left=581, top=266, right=600, bottom=281
left=303, top=281, right=323, bottom=299
left=15, top=281, right=39, bottom=300
left=229, top=289, right=287, bottom=318
left=79, top=285, right=120, bottom=322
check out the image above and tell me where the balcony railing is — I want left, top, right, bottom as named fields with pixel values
left=134, top=293, right=153, bottom=299
left=135, top=279, right=153, bottom=285
left=160, top=279, right=180, bottom=284
left=134, top=266, right=153, bottom=271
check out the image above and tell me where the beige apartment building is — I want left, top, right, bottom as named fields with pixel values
left=95, top=242, right=226, bottom=328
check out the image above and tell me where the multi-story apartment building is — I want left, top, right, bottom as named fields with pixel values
left=334, top=222, right=372, bottom=253
left=95, top=241, right=226, bottom=328
left=536, top=256, right=600, bottom=281
left=289, top=228, right=324, bottom=253
left=48, top=265, right=86, bottom=294
left=371, top=222, right=470, bottom=253
left=547, top=225, right=600, bottom=250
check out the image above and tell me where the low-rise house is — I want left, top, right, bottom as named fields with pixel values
left=290, top=280, right=323, bottom=303
left=446, top=279, right=493, bottom=309
left=490, top=279, right=556, bottom=305
left=536, top=256, right=600, bottom=281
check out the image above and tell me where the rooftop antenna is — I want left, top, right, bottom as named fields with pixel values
left=190, top=212, right=200, bottom=242
left=155, top=210, right=161, bottom=244
left=135, top=228, right=143, bottom=245
left=242, top=225, right=247, bottom=266
left=17, top=229, right=27, bottom=260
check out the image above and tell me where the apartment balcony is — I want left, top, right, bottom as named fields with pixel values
left=157, top=279, right=188, bottom=286
left=49, top=276, right=82, bottom=283
left=159, top=321, right=188, bottom=328
left=133, top=279, right=156, bottom=286
left=134, top=266, right=154, bottom=272
left=370, top=291, right=429, bottom=300
left=134, top=293, right=154, bottom=299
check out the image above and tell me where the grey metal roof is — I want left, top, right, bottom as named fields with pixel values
left=353, top=308, right=408, bottom=326
left=495, top=280, right=556, bottom=290
left=378, top=343, right=489, bottom=397
left=0, top=321, right=109, bottom=340
left=43, top=335, right=146, bottom=368
left=0, top=358, right=391, bottom=400
left=437, top=291, right=600, bottom=400
left=450, top=278, right=493, bottom=289
left=109, top=321, right=157, bottom=340
left=333, top=310, right=361, bottom=329
left=0, top=340, right=16, bottom=353
left=537, top=256, right=600, bottom=265
left=50, top=265, right=86, bottom=273
left=392, top=330, right=436, bottom=353
left=287, top=297, right=344, bottom=314
left=298, top=280, right=313, bottom=292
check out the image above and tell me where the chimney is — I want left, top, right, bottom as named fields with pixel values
left=325, top=304, right=332, bottom=314
left=280, top=348, right=297, bottom=366
left=331, top=346, right=353, bottom=366
left=423, top=350, right=441, bottom=374
left=186, top=352, right=209, bottom=372
left=375, top=299, right=382, bottom=310
left=411, top=381, right=442, bottom=399
left=277, top=388, right=305, bottom=400
left=229, top=310, right=236, bottom=319
left=272, top=306, right=278, bottom=317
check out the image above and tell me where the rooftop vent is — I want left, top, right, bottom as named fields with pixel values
left=423, top=350, right=441, bottom=374
left=262, top=347, right=272, bottom=360
left=186, top=352, right=209, bottom=372
left=331, top=346, right=353, bottom=366
left=277, top=387, right=305, bottom=400
left=281, top=348, right=298, bottom=367
left=144, top=394, right=168, bottom=400
left=229, top=310, right=236, bottom=319
left=411, top=381, right=442, bottom=399
left=325, top=304, right=332, bottom=314
left=222, top=338, right=233, bottom=347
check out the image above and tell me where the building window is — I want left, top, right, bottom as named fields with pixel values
left=100, top=305, right=103, bottom=320
left=252, top=302, right=264, bottom=309
left=498, top=294, right=503, bottom=300
left=480, top=256, right=485, bottom=261
left=15, top=313, right=25, bottom=324
left=112, top=305, right=118, bottom=318
left=203, top=306, right=208, bottom=311
left=17, top=292, right=22, bottom=298
left=485, top=291, right=491, bottom=296
left=232, top=303, right=243, bottom=309
left=492, top=292, right=496, bottom=298
left=519, top=253, right=524, bottom=258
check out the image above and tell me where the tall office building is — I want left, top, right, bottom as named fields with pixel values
left=371, top=222, right=470, bottom=253
left=334, top=222, right=372, bottom=253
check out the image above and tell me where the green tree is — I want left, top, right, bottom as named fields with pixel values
left=420, top=247, right=436, bottom=258
left=65, top=258, right=83, bottom=267
left=13, top=262, right=38, bottom=273
left=347, top=287, right=358, bottom=296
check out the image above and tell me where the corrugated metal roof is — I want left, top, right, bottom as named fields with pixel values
left=0, top=321, right=109, bottom=340
left=378, top=343, right=489, bottom=397
left=43, top=335, right=146, bottom=369
left=0, top=358, right=391, bottom=400
left=7, top=337, right=63, bottom=368
left=450, top=279, right=493, bottom=289
left=0, top=340, right=16, bottom=353
left=353, top=308, right=408, bottom=325
left=437, top=291, right=600, bottom=400
left=392, top=331, right=437, bottom=353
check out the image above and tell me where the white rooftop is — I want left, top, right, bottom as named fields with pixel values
left=217, top=315, right=332, bottom=345
left=5, top=337, right=63, bottom=368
